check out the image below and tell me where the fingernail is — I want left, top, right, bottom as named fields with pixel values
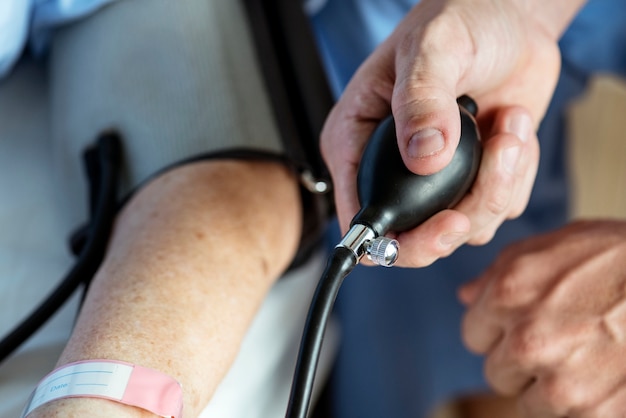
left=502, top=146, right=521, bottom=174
left=439, top=231, right=466, bottom=247
left=408, top=128, right=445, bottom=159
left=507, top=113, right=531, bottom=143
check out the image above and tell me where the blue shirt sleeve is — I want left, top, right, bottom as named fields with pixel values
left=560, top=0, right=626, bottom=77
left=308, top=0, right=418, bottom=97
left=0, top=0, right=34, bottom=78
left=0, top=0, right=118, bottom=78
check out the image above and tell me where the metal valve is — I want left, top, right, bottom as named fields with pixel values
left=365, top=237, right=399, bottom=267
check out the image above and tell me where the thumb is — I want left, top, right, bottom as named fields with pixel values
left=392, top=73, right=464, bottom=176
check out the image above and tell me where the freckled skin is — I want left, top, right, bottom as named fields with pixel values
left=29, top=160, right=301, bottom=418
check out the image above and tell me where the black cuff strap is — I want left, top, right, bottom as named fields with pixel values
left=71, top=140, right=333, bottom=274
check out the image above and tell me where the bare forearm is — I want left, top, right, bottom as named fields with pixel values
left=29, top=160, right=301, bottom=417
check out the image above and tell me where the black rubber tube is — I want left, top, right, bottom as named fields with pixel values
left=286, top=246, right=357, bottom=418
left=0, top=134, right=120, bottom=364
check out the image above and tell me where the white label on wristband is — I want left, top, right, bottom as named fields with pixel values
left=22, top=360, right=183, bottom=417
left=22, top=361, right=133, bottom=416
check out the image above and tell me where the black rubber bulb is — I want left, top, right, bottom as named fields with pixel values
left=352, top=95, right=482, bottom=236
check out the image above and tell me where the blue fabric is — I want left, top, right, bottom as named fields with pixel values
left=309, top=0, right=626, bottom=416
left=309, top=0, right=416, bottom=96
left=0, top=0, right=117, bottom=78
left=0, top=0, right=34, bottom=77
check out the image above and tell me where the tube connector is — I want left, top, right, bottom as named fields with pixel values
left=336, top=224, right=376, bottom=261
left=336, top=224, right=399, bottom=267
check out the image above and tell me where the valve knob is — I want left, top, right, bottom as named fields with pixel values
left=365, top=236, right=399, bottom=267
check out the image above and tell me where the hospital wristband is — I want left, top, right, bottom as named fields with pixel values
left=21, top=359, right=183, bottom=418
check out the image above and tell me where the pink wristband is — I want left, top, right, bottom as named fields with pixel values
left=21, top=360, right=183, bottom=417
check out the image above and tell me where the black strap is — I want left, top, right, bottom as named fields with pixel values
left=0, top=133, right=121, bottom=364
left=242, top=0, right=336, bottom=269
left=243, top=0, right=334, bottom=184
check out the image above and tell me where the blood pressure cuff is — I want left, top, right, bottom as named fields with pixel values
left=51, top=0, right=334, bottom=271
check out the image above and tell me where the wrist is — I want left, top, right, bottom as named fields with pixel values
left=523, top=0, right=587, bottom=40
left=22, top=360, right=182, bottom=418
left=26, top=398, right=158, bottom=418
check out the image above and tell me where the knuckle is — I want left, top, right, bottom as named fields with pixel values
left=507, top=321, right=547, bottom=368
left=506, top=194, right=530, bottom=220
left=468, top=227, right=496, bottom=246
left=484, top=185, right=512, bottom=218
left=491, top=275, right=522, bottom=309
left=487, top=256, right=531, bottom=309
left=537, top=375, right=581, bottom=413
